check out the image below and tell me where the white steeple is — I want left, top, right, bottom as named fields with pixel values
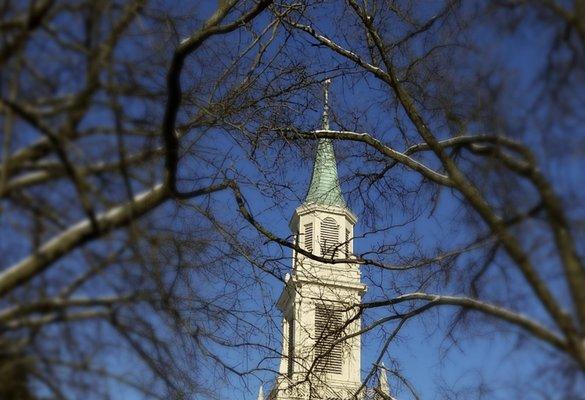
left=267, top=79, right=366, bottom=400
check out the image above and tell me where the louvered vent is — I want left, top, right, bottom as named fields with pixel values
left=314, top=304, right=343, bottom=374
left=320, top=217, right=339, bottom=257
left=304, top=223, right=313, bottom=253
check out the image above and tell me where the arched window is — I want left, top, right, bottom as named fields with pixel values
left=320, top=217, right=339, bottom=257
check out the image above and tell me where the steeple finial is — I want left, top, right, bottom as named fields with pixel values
left=257, top=385, right=264, bottom=400
left=322, top=78, right=331, bottom=130
left=304, top=79, right=346, bottom=208
left=377, top=362, right=391, bottom=396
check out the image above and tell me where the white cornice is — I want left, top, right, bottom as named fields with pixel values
left=289, top=202, right=358, bottom=230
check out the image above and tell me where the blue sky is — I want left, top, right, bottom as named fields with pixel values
left=4, top=1, right=584, bottom=399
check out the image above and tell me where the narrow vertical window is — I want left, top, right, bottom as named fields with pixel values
left=345, top=229, right=350, bottom=256
left=320, top=217, right=339, bottom=257
left=314, top=304, right=343, bottom=374
left=287, top=315, right=295, bottom=377
left=304, top=223, right=313, bottom=253
left=294, top=232, right=299, bottom=267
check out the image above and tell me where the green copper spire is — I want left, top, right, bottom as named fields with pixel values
left=304, top=79, right=346, bottom=208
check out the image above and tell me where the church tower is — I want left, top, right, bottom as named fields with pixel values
left=266, top=80, right=367, bottom=400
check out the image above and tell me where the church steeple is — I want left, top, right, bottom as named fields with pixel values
left=304, top=79, right=346, bottom=208
left=267, top=79, right=365, bottom=400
